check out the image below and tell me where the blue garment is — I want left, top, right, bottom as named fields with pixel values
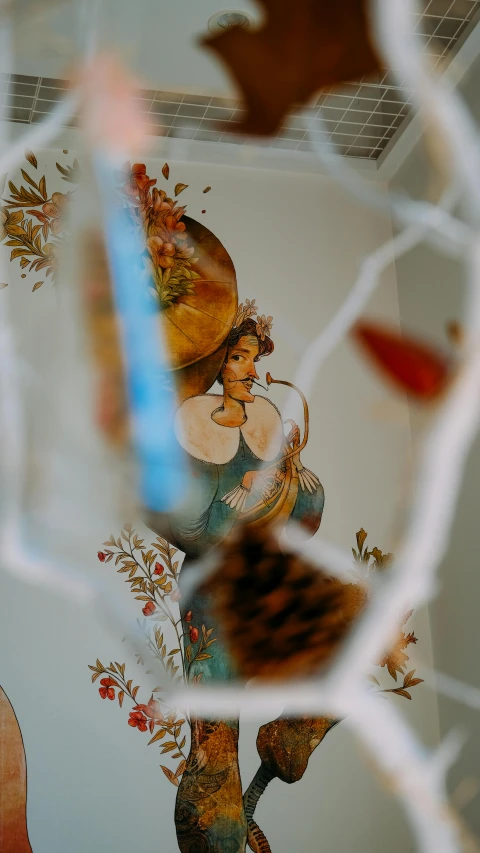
left=165, top=430, right=325, bottom=683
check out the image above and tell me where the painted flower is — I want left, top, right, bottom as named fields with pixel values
left=175, top=244, right=196, bottom=261
left=255, top=314, right=273, bottom=341
left=128, top=710, right=148, bottom=731
left=97, top=551, right=106, bottom=562
left=142, top=601, right=156, bottom=617
left=133, top=697, right=164, bottom=732
left=146, top=235, right=176, bottom=269
left=154, top=562, right=164, bottom=575
left=184, top=610, right=192, bottom=623
left=171, top=588, right=181, bottom=603
left=122, top=162, right=157, bottom=198
left=42, top=191, right=70, bottom=236
left=235, top=299, right=258, bottom=327
left=152, top=187, right=173, bottom=215
left=189, top=626, right=199, bottom=643
left=163, top=214, right=188, bottom=243
left=99, top=677, right=116, bottom=700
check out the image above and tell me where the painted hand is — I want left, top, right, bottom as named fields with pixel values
left=221, top=469, right=276, bottom=512
left=285, top=419, right=320, bottom=493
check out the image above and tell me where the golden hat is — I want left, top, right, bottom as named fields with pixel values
left=161, top=215, right=238, bottom=400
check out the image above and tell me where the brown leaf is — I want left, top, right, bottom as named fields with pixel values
left=200, top=0, right=380, bottom=136
left=174, top=183, right=188, bottom=197
left=203, top=186, right=211, bottom=193
left=25, top=150, right=37, bottom=169
left=0, top=282, right=8, bottom=289
left=352, top=321, right=451, bottom=401
left=160, top=765, right=179, bottom=786
left=39, top=176, right=47, bottom=200
left=148, top=728, right=166, bottom=745
left=446, top=320, right=464, bottom=347
left=356, top=528, right=367, bottom=552
left=32, top=281, right=43, bottom=292
left=393, top=688, right=412, bottom=700
left=175, top=759, right=187, bottom=777
left=162, top=163, right=170, bottom=180
left=118, top=690, right=124, bottom=707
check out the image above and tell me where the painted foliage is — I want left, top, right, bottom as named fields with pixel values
left=0, top=158, right=422, bottom=853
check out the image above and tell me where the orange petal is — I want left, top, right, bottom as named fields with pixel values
left=352, top=321, right=451, bottom=400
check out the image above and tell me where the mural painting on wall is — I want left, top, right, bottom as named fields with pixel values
left=0, top=157, right=423, bottom=853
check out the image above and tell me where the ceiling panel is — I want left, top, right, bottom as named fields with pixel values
left=1, top=0, right=479, bottom=161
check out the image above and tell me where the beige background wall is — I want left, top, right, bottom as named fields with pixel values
left=0, top=136, right=439, bottom=852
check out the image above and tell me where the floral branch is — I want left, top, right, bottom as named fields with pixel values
left=88, top=657, right=188, bottom=785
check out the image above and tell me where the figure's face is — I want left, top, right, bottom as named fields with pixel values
left=222, top=335, right=260, bottom=403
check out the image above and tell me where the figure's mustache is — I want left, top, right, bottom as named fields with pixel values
left=228, top=376, right=268, bottom=391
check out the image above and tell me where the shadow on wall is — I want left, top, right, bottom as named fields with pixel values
left=0, top=686, right=32, bottom=853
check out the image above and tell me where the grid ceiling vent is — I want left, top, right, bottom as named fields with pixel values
left=1, top=0, right=479, bottom=161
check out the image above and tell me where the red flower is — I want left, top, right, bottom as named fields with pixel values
left=142, top=601, right=156, bottom=616
left=154, top=562, right=164, bottom=575
left=189, top=626, right=199, bottom=643
left=128, top=710, right=148, bottom=731
left=99, top=677, right=116, bottom=700
left=184, top=610, right=192, bottom=623
left=122, top=162, right=157, bottom=199
left=97, top=551, right=106, bottom=562
left=132, top=697, right=164, bottom=733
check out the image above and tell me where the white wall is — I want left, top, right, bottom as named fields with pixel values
left=0, top=135, right=439, bottom=852
left=390, top=56, right=480, bottom=837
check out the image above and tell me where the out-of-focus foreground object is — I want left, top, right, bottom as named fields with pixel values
left=352, top=320, right=454, bottom=401
left=201, top=0, right=381, bottom=136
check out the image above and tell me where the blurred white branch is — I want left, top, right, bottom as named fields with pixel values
left=0, top=0, right=479, bottom=851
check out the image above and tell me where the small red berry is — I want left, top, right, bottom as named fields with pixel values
left=154, top=562, right=164, bottom=575
left=142, top=601, right=156, bottom=617
left=97, top=551, right=106, bottom=562
left=184, top=610, right=192, bottom=623
left=189, top=626, right=199, bottom=643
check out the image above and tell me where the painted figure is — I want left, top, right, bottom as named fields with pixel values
left=149, top=304, right=335, bottom=853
